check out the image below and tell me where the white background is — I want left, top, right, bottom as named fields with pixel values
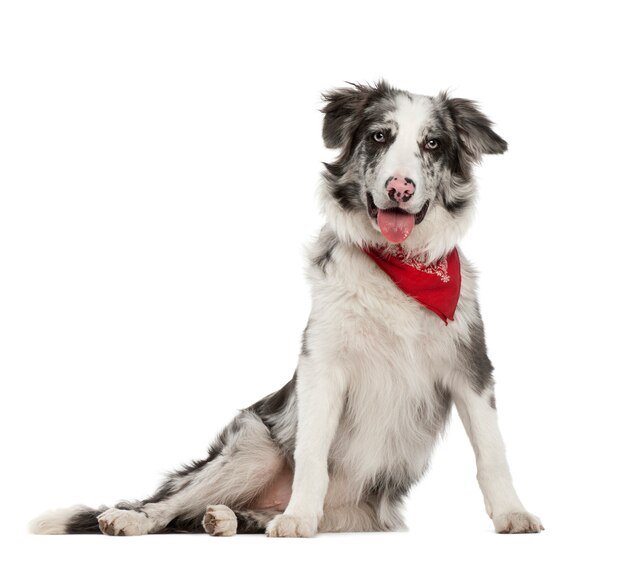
left=1, top=1, right=625, bottom=562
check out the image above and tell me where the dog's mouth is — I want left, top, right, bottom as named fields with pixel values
left=366, top=192, right=430, bottom=244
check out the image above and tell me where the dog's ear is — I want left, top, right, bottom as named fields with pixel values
left=443, top=95, right=508, bottom=160
left=321, top=82, right=388, bottom=149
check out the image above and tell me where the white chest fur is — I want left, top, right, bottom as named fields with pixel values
left=304, top=242, right=475, bottom=499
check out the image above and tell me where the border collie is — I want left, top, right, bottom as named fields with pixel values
left=31, top=81, right=543, bottom=537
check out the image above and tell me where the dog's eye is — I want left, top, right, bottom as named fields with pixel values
left=372, top=131, right=386, bottom=143
left=425, top=139, right=440, bottom=150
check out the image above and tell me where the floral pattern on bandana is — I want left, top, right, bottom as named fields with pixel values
left=372, top=245, right=451, bottom=283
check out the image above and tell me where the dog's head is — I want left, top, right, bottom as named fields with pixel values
left=320, top=81, right=507, bottom=260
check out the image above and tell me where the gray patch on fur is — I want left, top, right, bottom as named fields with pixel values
left=300, top=323, right=310, bottom=356
left=489, top=393, right=497, bottom=410
left=248, top=373, right=297, bottom=459
left=65, top=506, right=107, bottom=534
left=321, top=81, right=397, bottom=149
left=458, top=311, right=495, bottom=394
left=234, top=509, right=280, bottom=534
left=321, top=82, right=399, bottom=212
left=311, top=230, right=339, bottom=273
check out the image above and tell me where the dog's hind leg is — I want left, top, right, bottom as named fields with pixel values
left=32, top=373, right=299, bottom=536
left=53, top=410, right=288, bottom=536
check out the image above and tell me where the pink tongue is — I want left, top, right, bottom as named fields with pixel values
left=377, top=209, right=415, bottom=243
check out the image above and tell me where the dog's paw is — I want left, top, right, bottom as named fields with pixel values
left=203, top=505, right=237, bottom=537
left=97, top=508, right=151, bottom=536
left=265, top=513, right=317, bottom=538
left=493, top=511, right=544, bottom=534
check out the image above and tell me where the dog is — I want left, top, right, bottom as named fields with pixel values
left=31, top=81, right=543, bottom=537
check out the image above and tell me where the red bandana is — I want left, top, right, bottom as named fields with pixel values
left=363, top=246, right=461, bottom=324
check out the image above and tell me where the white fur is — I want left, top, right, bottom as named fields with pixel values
left=203, top=505, right=237, bottom=536
left=98, top=507, right=151, bottom=536
left=267, top=513, right=317, bottom=538
left=276, top=352, right=346, bottom=527
left=454, top=386, right=526, bottom=518
left=493, top=511, right=544, bottom=534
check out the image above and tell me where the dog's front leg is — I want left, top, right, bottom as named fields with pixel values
left=266, top=356, right=346, bottom=538
left=453, top=385, right=543, bottom=533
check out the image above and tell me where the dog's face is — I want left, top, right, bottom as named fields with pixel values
left=321, top=82, right=507, bottom=254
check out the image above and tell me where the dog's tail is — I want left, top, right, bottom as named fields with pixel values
left=30, top=505, right=208, bottom=534
left=30, top=505, right=107, bottom=534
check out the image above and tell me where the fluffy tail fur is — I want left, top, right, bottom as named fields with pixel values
left=30, top=505, right=107, bottom=534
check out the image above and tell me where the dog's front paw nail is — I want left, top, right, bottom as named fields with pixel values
left=493, top=511, right=544, bottom=534
left=265, top=514, right=317, bottom=538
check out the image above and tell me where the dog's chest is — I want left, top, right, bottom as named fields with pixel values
left=312, top=246, right=459, bottom=481
left=311, top=244, right=459, bottom=378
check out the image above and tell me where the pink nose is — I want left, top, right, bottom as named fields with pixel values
left=386, top=176, right=415, bottom=203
